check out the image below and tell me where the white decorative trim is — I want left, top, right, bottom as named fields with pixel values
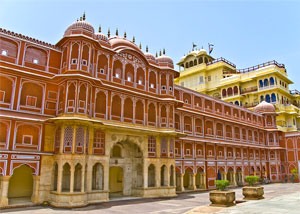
left=10, top=160, right=39, bottom=175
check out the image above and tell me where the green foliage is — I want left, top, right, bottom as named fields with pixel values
left=291, top=168, right=299, bottom=179
left=215, top=180, right=229, bottom=191
left=245, top=176, right=259, bottom=186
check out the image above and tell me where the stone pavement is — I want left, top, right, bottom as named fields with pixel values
left=2, top=183, right=300, bottom=214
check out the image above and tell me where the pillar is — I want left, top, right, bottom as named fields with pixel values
left=0, top=176, right=10, bottom=207
left=103, top=161, right=109, bottom=191
left=70, top=165, right=74, bottom=193
left=81, top=165, right=85, bottom=193
left=31, top=175, right=40, bottom=203
left=178, top=174, right=184, bottom=192
left=86, top=164, right=92, bottom=192
left=203, top=173, right=207, bottom=189
left=57, top=163, right=63, bottom=193
left=143, top=161, right=148, bottom=188
left=233, top=172, right=237, bottom=186
left=190, top=173, right=196, bottom=190
left=155, top=164, right=160, bottom=187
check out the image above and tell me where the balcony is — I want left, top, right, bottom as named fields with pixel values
left=241, top=86, right=258, bottom=94
left=290, top=89, right=300, bottom=95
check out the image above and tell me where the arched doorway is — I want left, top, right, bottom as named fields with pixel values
left=8, top=165, right=33, bottom=203
left=109, top=166, right=123, bottom=196
left=109, top=139, right=143, bottom=198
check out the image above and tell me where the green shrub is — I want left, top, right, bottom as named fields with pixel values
left=245, top=176, right=259, bottom=186
left=215, top=180, right=229, bottom=191
left=291, top=168, right=299, bottom=179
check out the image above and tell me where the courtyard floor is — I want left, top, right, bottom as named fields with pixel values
left=2, top=183, right=300, bottom=214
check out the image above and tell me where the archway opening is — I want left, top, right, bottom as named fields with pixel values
left=8, top=164, right=33, bottom=204
left=109, top=166, right=123, bottom=197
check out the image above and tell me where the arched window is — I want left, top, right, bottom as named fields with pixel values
left=74, top=163, right=82, bottom=192
left=95, top=91, right=106, bottom=118
left=222, top=89, right=227, bottom=97
left=62, top=163, right=71, bottom=192
left=264, top=79, right=269, bottom=87
left=260, top=95, right=264, bottom=102
left=270, top=77, right=275, bottom=86
left=136, top=67, right=145, bottom=86
left=271, top=93, right=276, bottom=103
left=265, top=94, right=271, bottom=103
left=96, top=54, right=108, bottom=77
left=199, top=57, right=203, bottom=64
left=123, top=98, right=133, bottom=122
left=113, top=60, right=122, bottom=80
left=135, top=100, right=144, bottom=124
left=194, top=59, right=197, bottom=66
left=92, top=163, right=104, bottom=190
left=148, top=164, right=155, bottom=187
left=148, top=103, right=156, bottom=126
left=234, top=101, right=239, bottom=106
left=149, top=71, right=156, bottom=90
left=189, top=61, right=193, bottom=67
left=259, top=80, right=263, bottom=88
left=111, top=95, right=121, bottom=120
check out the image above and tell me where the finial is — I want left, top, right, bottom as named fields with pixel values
left=159, top=50, right=162, bottom=56
left=132, top=36, right=135, bottom=43
left=202, top=46, right=204, bottom=49
left=80, top=17, right=82, bottom=21
left=156, top=52, right=158, bottom=57
left=98, top=25, right=101, bottom=33
left=124, top=31, right=126, bottom=38
left=146, top=45, right=148, bottom=52
left=139, top=42, right=142, bottom=49
left=77, top=18, right=79, bottom=22
left=163, top=48, right=165, bottom=55
left=116, top=28, right=118, bottom=36
left=108, top=28, right=110, bottom=38
left=83, top=12, right=86, bottom=21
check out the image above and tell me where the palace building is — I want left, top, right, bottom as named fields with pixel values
left=175, top=49, right=300, bottom=132
left=0, top=14, right=299, bottom=208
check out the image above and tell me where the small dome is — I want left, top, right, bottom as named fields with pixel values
left=145, top=52, right=156, bottom=63
left=64, top=20, right=95, bottom=37
left=95, top=33, right=108, bottom=42
left=199, top=48, right=207, bottom=54
left=254, top=101, right=276, bottom=113
left=156, top=55, right=174, bottom=69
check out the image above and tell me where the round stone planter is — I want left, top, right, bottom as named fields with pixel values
left=209, top=190, right=235, bottom=207
left=242, top=186, right=264, bottom=200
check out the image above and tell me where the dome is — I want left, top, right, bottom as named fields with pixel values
left=64, top=20, right=95, bottom=37
left=254, top=101, right=276, bottom=113
left=156, top=55, right=174, bottom=69
left=109, top=37, right=144, bottom=55
left=95, top=33, right=108, bottom=42
left=199, top=48, right=207, bottom=54
left=145, top=52, right=156, bottom=63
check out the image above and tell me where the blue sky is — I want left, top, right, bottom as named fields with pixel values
left=1, top=0, right=299, bottom=89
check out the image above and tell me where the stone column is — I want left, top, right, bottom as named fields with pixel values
left=70, top=165, right=74, bottom=193
left=103, top=160, right=109, bottom=191
left=190, top=173, right=196, bottom=190
left=31, top=175, right=40, bottom=203
left=155, top=163, right=160, bottom=187
left=81, top=165, right=85, bottom=193
left=86, top=164, right=92, bottom=192
left=59, top=125, right=65, bottom=154
left=177, top=174, right=184, bottom=192
left=0, top=176, right=10, bottom=207
left=72, top=125, right=77, bottom=154
left=233, top=172, right=237, bottom=186
left=57, top=162, right=63, bottom=193
left=203, top=173, right=207, bottom=189
left=143, top=161, right=148, bottom=188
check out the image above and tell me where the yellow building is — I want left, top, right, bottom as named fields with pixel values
left=175, top=49, right=300, bottom=132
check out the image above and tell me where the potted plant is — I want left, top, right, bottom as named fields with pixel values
left=209, top=180, right=235, bottom=207
left=242, top=176, right=264, bottom=200
left=291, top=169, right=299, bottom=183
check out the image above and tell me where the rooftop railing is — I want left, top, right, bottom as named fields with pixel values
left=207, top=57, right=236, bottom=68
left=290, top=89, right=300, bottom=95
left=237, top=60, right=285, bottom=74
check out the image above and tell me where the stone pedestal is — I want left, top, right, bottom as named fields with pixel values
left=209, top=190, right=236, bottom=207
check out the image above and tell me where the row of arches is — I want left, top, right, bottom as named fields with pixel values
left=259, top=77, right=275, bottom=88
left=174, top=87, right=263, bottom=126
left=222, top=86, right=239, bottom=98
left=174, top=115, right=270, bottom=144
left=180, top=56, right=213, bottom=69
